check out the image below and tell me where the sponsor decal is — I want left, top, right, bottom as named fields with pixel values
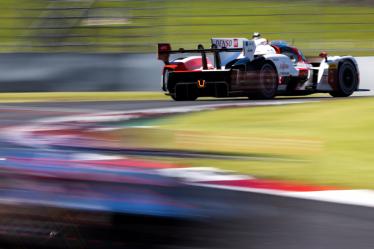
left=280, top=63, right=289, bottom=70
left=234, top=39, right=238, bottom=48
left=215, top=39, right=233, bottom=48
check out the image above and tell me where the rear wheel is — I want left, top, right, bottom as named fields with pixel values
left=171, top=94, right=198, bottom=101
left=329, top=61, right=358, bottom=97
left=171, top=85, right=198, bottom=101
left=249, top=62, right=278, bottom=100
left=162, top=69, right=171, bottom=91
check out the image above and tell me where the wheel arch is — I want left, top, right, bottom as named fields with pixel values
left=338, top=58, right=358, bottom=72
left=248, top=58, right=279, bottom=100
left=261, top=54, right=299, bottom=77
left=263, top=59, right=279, bottom=76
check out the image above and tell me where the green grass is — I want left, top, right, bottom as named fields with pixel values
left=159, top=1, right=374, bottom=56
left=2, top=0, right=374, bottom=55
left=0, top=91, right=167, bottom=102
left=116, top=97, right=374, bottom=189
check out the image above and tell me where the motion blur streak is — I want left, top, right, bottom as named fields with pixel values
left=2, top=0, right=374, bottom=54
left=0, top=153, right=233, bottom=248
left=1, top=0, right=374, bottom=248
left=0, top=100, right=297, bottom=249
left=0, top=99, right=372, bottom=249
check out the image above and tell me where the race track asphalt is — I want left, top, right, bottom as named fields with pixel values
left=0, top=96, right=330, bottom=126
left=1, top=97, right=374, bottom=249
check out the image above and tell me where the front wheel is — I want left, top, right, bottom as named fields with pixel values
left=329, top=61, right=358, bottom=97
left=249, top=62, right=278, bottom=100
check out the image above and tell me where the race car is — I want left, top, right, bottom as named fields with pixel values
left=157, top=35, right=361, bottom=101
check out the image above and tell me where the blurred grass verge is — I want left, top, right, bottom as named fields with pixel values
left=0, top=92, right=168, bottom=102
left=2, top=0, right=374, bottom=55
left=117, top=97, right=374, bottom=189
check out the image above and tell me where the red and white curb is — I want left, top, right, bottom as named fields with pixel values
left=158, top=167, right=374, bottom=209
left=4, top=149, right=374, bottom=209
left=4, top=99, right=374, bottom=208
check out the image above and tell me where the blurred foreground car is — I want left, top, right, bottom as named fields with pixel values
left=0, top=153, right=237, bottom=249
left=158, top=37, right=362, bottom=100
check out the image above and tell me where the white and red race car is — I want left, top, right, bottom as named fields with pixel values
left=158, top=36, right=362, bottom=101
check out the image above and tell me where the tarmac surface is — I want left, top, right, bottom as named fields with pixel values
left=0, top=96, right=332, bottom=125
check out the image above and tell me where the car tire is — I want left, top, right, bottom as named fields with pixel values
left=171, top=94, right=184, bottom=101
left=162, top=69, right=171, bottom=91
left=249, top=62, right=278, bottom=100
left=171, top=94, right=198, bottom=101
left=329, top=61, right=358, bottom=97
left=171, top=85, right=198, bottom=101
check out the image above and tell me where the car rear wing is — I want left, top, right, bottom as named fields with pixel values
left=158, top=43, right=243, bottom=69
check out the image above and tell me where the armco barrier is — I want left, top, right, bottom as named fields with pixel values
left=0, top=53, right=371, bottom=93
